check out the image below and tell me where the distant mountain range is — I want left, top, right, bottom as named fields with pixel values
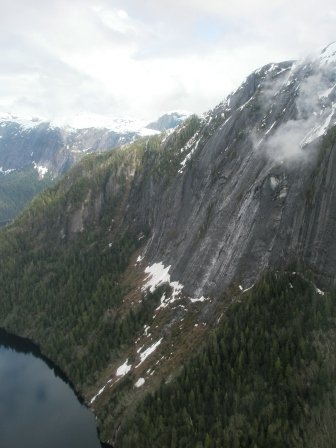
left=0, top=110, right=191, bottom=176
left=0, top=111, right=190, bottom=221
left=145, top=111, right=190, bottom=131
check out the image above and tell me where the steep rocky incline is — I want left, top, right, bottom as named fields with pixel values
left=145, top=111, right=191, bottom=131
left=127, top=43, right=336, bottom=297
left=1, top=43, right=336, bottom=444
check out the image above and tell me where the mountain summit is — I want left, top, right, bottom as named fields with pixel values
left=146, top=111, right=191, bottom=131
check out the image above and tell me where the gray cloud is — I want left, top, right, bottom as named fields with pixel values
left=1, top=0, right=336, bottom=122
left=258, top=59, right=336, bottom=164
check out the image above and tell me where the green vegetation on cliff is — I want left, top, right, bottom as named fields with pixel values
left=0, top=167, right=53, bottom=222
left=0, top=147, right=146, bottom=388
left=119, top=272, right=336, bottom=448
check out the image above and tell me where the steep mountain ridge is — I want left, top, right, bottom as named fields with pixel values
left=1, top=43, right=336, bottom=445
left=120, top=46, right=336, bottom=298
left=146, top=111, right=191, bottom=131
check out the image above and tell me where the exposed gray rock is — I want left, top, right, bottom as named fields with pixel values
left=146, top=112, right=190, bottom=132
left=6, top=44, right=336, bottom=300
left=121, top=44, right=336, bottom=297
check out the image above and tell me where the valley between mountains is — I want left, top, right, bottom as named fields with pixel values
left=2, top=44, right=336, bottom=447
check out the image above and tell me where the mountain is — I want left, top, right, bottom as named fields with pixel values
left=0, top=113, right=160, bottom=177
left=1, top=43, right=336, bottom=446
left=146, top=111, right=191, bottom=131
left=0, top=112, right=187, bottom=222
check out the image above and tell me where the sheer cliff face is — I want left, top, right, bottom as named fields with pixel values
left=122, top=44, right=336, bottom=297
left=3, top=44, right=336, bottom=304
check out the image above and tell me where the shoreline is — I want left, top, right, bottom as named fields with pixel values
left=0, top=326, right=113, bottom=448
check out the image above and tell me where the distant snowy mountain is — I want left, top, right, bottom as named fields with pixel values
left=146, top=111, right=191, bottom=132
left=0, top=111, right=191, bottom=178
left=0, top=110, right=190, bottom=221
left=0, top=112, right=160, bottom=134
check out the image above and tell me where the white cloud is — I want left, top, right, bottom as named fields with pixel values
left=1, top=0, right=336, bottom=122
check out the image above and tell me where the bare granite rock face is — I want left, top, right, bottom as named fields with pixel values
left=120, top=44, right=336, bottom=297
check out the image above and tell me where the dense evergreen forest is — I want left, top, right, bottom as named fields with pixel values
left=0, top=225, right=144, bottom=386
left=119, top=272, right=336, bottom=448
left=0, top=166, right=52, bottom=221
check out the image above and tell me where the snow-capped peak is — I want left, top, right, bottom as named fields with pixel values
left=51, top=114, right=159, bottom=136
left=0, top=112, right=44, bottom=130
left=0, top=112, right=162, bottom=136
left=318, top=41, right=336, bottom=66
left=162, top=110, right=192, bottom=118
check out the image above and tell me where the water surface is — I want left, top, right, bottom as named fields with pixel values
left=0, top=330, right=102, bottom=448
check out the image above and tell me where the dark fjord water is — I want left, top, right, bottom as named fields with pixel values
left=0, top=330, right=102, bottom=448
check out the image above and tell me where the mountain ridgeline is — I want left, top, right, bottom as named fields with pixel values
left=0, top=112, right=188, bottom=221
left=1, top=44, right=336, bottom=446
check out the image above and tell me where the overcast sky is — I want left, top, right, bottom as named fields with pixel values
left=1, top=0, right=336, bottom=123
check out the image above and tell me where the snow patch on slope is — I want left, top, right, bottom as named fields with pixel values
left=116, top=359, right=132, bottom=377
left=301, top=102, right=336, bottom=146
left=178, top=130, right=201, bottom=173
left=0, top=167, right=16, bottom=175
left=135, top=377, right=145, bottom=387
left=32, top=161, right=49, bottom=179
left=143, top=262, right=211, bottom=308
left=189, top=296, right=209, bottom=303
left=136, top=338, right=163, bottom=368
left=90, top=384, right=107, bottom=404
left=143, top=262, right=184, bottom=298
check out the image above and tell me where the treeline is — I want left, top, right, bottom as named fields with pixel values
left=0, top=225, right=163, bottom=388
left=119, top=272, right=336, bottom=447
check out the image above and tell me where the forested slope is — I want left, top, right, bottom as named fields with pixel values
left=120, top=272, right=336, bottom=448
left=0, top=167, right=53, bottom=222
